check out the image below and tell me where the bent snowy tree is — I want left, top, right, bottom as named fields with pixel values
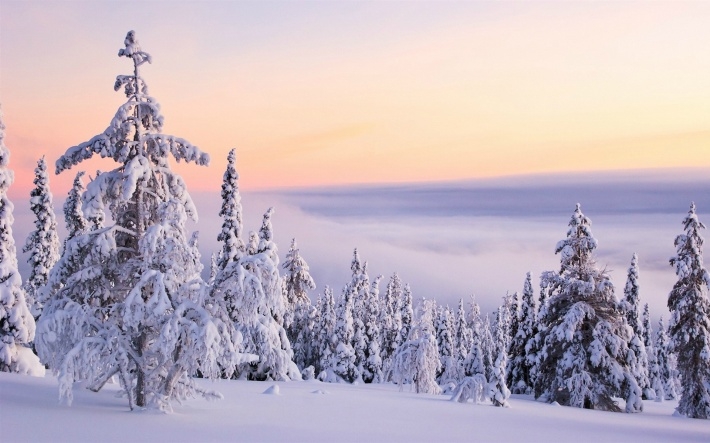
left=36, top=31, right=238, bottom=411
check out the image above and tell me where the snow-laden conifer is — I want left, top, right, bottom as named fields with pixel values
left=36, top=33, right=236, bottom=410
left=380, top=272, right=403, bottom=379
left=454, top=298, right=473, bottom=370
left=316, top=286, right=336, bottom=379
left=667, top=203, right=710, bottom=419
left=282, top=238, right=316, bottom=332
left=534, top=204, right=642, bottom=412
left=435, top=305, right=459, bottom=387
left=481, top=315, right=496, bottom=382
left=216, top=148, right=244, bottom=269
left=361, top=275, right=383, bottom=383
left=397, top=283, right=414, bottom=347
left=0, top=105, right=37, bottom=375
left=212, top=207, right=299, bottom=381
left=23, top=157, right=60, bottom=317
left=62, top=171, right=88, bottom=250
left=488, top=315, right=511, bottom=407
left=332, top=284, right=358, bottom=382
left=621, top=254, right=652, bottom=399
left=508, top=272, right=537, bottom=394
left=392, top=298, right=441, bottom=394
left=653, top=316, right=677, bottom=400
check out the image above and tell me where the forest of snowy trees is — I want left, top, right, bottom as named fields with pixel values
left=1, top=32, right=709, bottom=419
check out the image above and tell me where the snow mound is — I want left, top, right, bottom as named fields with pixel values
left=311, top=389, right=330, bottom=395
left=551, top=401, right=561, bottom=407
left=262, top=385, right=280, bottom=395
left=14, top=347, right=45, bottom=377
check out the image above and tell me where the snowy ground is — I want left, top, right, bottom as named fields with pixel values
left=1, top=373, right=708, bottom=442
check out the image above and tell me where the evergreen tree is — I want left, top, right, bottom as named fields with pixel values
left=316, top=286, right=336, bottom=379
left=508, top=272, right=537, bottom=394
left=36, top=33, right=235, bottom=410
left=392, top=299, right=441, bottom=394
left=23, top=156, right=60, bottom=317
left=212, top=207, right=299, bottom=381
left=435, top=305, right=458, bottom=386
left=454, top=298, right=473, bottom=370
left=332, top=284, right=358, bottom=382
left=380, top=272, right=403, bottom=380
left=62, top=171, right=88, bottom=250
left=282, top=238, right=316, bottom=334
left=653, top=316, right=677, bottom=400
left=481, top=315, right=496, bottom=382
left=534, top=204, right=642, bottom=412
left=642, top=303, right=653, bottom=350
left=0, top=105, right=37, bottom=374
left=361, top=275, right=383, bottom=383
left=667, top=202, right=710, bottom=419
left=397, top=283, right=414, bottom=347
left=621, top=253, right=652, bottom=399
left=216, top=148, right=244, bottom=270
left=488, top=315, right=511, bottom=407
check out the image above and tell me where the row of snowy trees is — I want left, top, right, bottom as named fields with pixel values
left=1, top=31, right=708, bottom=419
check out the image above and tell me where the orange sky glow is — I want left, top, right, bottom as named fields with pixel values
left=1, top=1, right=709, bottom=197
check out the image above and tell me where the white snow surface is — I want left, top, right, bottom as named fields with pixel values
left=1, top=372, right=708, bottom=442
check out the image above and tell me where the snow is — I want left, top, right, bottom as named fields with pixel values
left=1, top=372, right=708, bottom=443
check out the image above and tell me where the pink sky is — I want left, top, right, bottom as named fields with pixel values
left=1, top=1, right=709, bottom=198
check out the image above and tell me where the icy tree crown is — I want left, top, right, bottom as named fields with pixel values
left=555, top=203, right=598, bottom=271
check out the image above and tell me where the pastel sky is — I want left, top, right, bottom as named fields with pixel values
left=1, top=0, right=709, bottom=197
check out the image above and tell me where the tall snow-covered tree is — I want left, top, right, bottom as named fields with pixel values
left=488, top=313, right=511, bottom=407
left=653, top=316, right=677, bottom=401
left=212, top=207, right=299, bottom=381
left=36, top=32, right=236, bottom=410
left=435, top=305, right=458, bottom=386
left=380, top=272, right=403, bottom=379
left=62, top=171, right=88, bottom=250
left=361, top=275, right=383, bottom=383
left=397, top=283, right=414, bottom=348
left=0, top=105, right=37, bottom=375
left=508, top=272, right=537, bottom=394
left=216, top=148, right=244, bottom=270
left=392, top=298, right=441, bottom=394
left=534, top=204, right=642, bottom=413
left=642, top=303, right=653, bottom=350
left=23, top=156, right=60, bottom=317
left=282, top=238, right=316, bottom=336
left=667, top=202, right=710, bottom=419
left=454, top=298, right=473, bottom=369
left=621, top=253, right=652, bottom=399
left=316, top=286, right=336, bottom=379
left=332, top=284, right=358, bottom=382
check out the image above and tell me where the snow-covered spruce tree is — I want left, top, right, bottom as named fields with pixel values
left=0, top=105, right=38, bottom=375
left=23, top=156, right=60, bottom=318
left=642, top=303, right=653, bottom=350
left=282, top=237, right=316, bottom=333
left=508, top=272, right=537, bottom=394
left=361, top=275, right=383, bottom=383
left=216, top=148, right=244, bottom=270
left=397, top=283, right=414, bottom=348
left=380, top=272, right=403, bottom=380
left=349, top=252, right=371, bottom=380
left=534, top=204, right=642, bottom=412
left=331, top=283, right=358, bottom=382
left=316, top=286, right=336, bottom=379
left=392, top=298, right=441, bottom=394
left=667, top=202, right=710, bottom=419
left=454, top=298, right=473, bottom=371
left=481, top=315, right=496, bottom=382
left=62, top=171, right=88, bottom=250
left=435, top=305, right=459, bottom=387
left=621, top=253, right=652, bottom=399
left=488, top=314, right=511, bottom=407
left=35, top=32, right=236, bottom=410
left=653, top=316, right=677, bottom=400
left=212, top=207, right=300, bottom=381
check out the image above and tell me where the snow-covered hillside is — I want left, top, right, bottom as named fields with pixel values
left=1, top=372, right=707, bottom=443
